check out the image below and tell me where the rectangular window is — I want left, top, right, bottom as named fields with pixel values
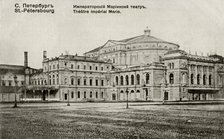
left=78, top=79, right=80, bottom=85
left=95, top=79, right=98, bottom=86
left=90, top=79, right=92, bottom=86
left=96, top=92, right=98, bottom=98
left=78, top=91, right=80, bottom=98
left=101, top=80, right=104, bottom=86
left=84, top=79, right=86, bottom=85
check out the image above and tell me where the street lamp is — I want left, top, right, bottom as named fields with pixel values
left=67, top=90, right=70, bottom=106
left=126, top=88, right=129, bottom=109
left=13, top=75, right=18, bottom=108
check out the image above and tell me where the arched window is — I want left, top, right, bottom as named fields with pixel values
left=53, top=75, right=55, bottom=85
left=77, top=78, right=81, bottom=85
left=116, top=76, right=119, bottom=85
left=169, top=73, right=174, bottom=84
left=120, top=76, right=124, bottom=85
left=120, top=90, right=124, bottom=93
left=71, top=92, right=74, bottom=98
left=197, top=74, right=200, bottom=85
left=125, top=75, right=129, bottom=85
left=84, top=91, right=86, bottom=98
left=131, top=75, right=134, bottom=85
left=71, top=64, right=74, bottom=69
left=136, top=74, right=140, bottom=85
left=90, top=91, right=92, bottom=98
left=90, top=66, right=92, bottom=70
left=146, top=73, right=150, bottom=84
left=137, top=90, right=140, bottom=93
left=209, top=74, right=212, bottom=85
left=191, top=74, right=194, bottom=84
left=203, top=75, right=206, bottom=85
left=182, top=73, right=186, bottom=84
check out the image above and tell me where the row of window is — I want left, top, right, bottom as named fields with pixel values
left=67, top=91, right=104, bottom=99
left=74, top=78, right=104, bottom=86
left=169, top=73, right=212, bottom=85
left=45, top=63, right=110, bottom=71
left=31, top=78, right=105, bottom=86
left=190, top=74, right=212, bottom=85
left=1, top=80, right=24, bottom=86
left=120, top=90, right=141, bottom=93
left=115, top=74, right=141, bottom=86
left=190, top=65, right=213, bottom=72
left=168, top=63, right=175, bottom=69
left=115, top=73, right=150, bottom=86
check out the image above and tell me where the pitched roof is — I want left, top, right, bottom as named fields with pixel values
left=0, top=64, right=25, bottom=75
left=85, top=34, right=179, bottom=54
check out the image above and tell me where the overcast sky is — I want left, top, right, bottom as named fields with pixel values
left=1, top=0, right=224, bottom=68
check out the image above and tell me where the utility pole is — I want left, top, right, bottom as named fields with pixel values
left=126, top=88, right=129, bottom=109
left=67, top=89, right=70, bottom=106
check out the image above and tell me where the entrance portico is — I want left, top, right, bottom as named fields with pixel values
left=188, top=88, right=218, bottom=101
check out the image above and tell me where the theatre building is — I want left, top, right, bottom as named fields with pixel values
left=85, top=29, right=224, bottom=101
left=1, top=28, right=224, bottom=102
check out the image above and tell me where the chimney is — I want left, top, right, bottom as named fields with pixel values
left=43, top=51, right=47, bottom=59
left=144, top=27, right=151, bottom=36
left=24, top=51, right=28, bottom=67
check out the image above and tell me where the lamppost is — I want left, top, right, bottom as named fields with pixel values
left=13, top=75, right=18, bottom=108
left=126, top=88, right=129, bottom=109
left=67, top=89, right=70, bottom=106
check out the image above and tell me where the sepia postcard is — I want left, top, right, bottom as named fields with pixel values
left=0, top=0, right=224, bottom=138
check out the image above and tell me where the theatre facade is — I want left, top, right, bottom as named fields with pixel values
left=1, top=29, right=224, bottom=102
